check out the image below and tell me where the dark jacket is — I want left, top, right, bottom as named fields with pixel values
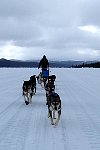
left=38, top=57, right=49, bottom=69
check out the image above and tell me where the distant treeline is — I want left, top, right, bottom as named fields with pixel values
left=0, top=59, right=38, bottom=68
left=72, top=61, right=100, bottom=68
left=0, top=58, right=100, bottom=68
left=0, top=58, right=76, bottom=68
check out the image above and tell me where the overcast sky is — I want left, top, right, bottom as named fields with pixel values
left=0, top=0, right=100, bottom=61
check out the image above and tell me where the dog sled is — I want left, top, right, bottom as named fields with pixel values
left=42, top=69, right=49, bottom=78
left=42, top=69, right=49, bottom=87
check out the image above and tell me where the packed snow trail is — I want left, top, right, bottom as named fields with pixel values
left=0, top=68, right=100, bottom=150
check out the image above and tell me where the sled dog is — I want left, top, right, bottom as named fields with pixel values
left=47, top=92, right=61, bottom=126
left=22, top=80, right=34, bottom=105
left=36, top=72, right=43, bottom=87
left=30, top=75, right=36, bottom=94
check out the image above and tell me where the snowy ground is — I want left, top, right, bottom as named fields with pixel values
left=0, top=68, right=100, bottom=150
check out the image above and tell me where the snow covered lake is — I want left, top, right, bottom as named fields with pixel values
left=0, top=68, right=100, bottom=150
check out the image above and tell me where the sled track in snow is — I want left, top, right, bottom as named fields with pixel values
left=0, top=68, right=100, bottom=150
left=67, top=84, right=100, bottom=150
left=0, top=96, right=22, bottom=117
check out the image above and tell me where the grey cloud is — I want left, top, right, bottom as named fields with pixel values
left=0, top=0, right=100, bottom=60
left=78, top=0, right=100, bottom=25
left=0, top=18, right=42, bottom=41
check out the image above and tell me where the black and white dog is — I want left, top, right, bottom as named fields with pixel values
left=45, top=75, right=56, bottom=104
left=47, top=92, right=61, bottom=126
left=45, top=75, right=56, bottom=89
left=22, top=80, right=34, bottom=105
left=47, top=75, right=56, bottom=84
left=30, top=75, right=36, bottom=94
left=45, top=80, right=55, bottom=99
left=36, top=72, right=43, bottom=87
